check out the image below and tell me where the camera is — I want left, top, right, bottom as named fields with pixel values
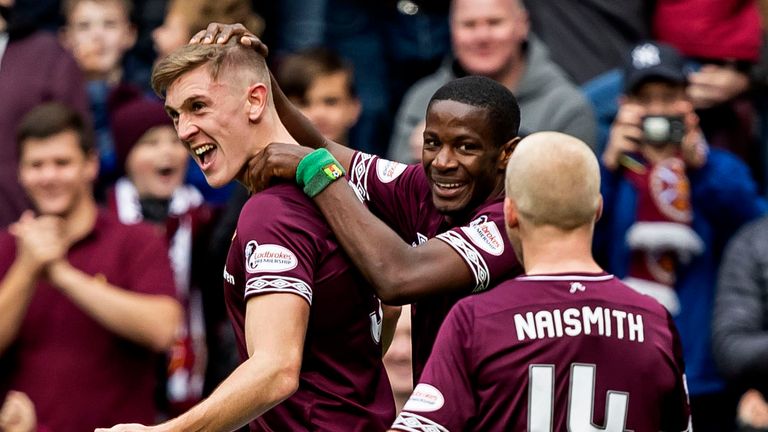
left=641, top=115, right=685, bottom=146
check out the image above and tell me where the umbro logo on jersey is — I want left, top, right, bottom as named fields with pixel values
left=569, top=282, right=586, bottom=293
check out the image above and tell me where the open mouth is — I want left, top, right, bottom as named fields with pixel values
left=192, top=144, right=217, bottom=170
left=156, top=166, right=176, bottom=178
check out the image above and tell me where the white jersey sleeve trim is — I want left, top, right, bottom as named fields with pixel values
left=348, top=152, right=375, bottom=202
left=436, top=231, right=490, bottom=292
left=392, top=412, right=450, bottom=432
left=516, top=274, right=615, bottom=282
left=244, top=276, right=312, bottom=305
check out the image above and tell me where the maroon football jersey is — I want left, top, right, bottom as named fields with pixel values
left=223, top=183, right=395, bottom=431
left=349, top=152, right=523, bottom=381
left=392, top=273, right=691, bottom=432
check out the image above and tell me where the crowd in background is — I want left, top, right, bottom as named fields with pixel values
left=2, top=0, right=768, bottom=430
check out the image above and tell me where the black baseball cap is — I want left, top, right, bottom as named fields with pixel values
left=623, top=41, right=687, bottom=94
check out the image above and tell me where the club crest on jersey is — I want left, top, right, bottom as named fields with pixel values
left=245, top=242, right=298, bottom=273
left=650, top=158, right=692, bottom=223
left=403, top=384, right=445, bottom=412
left=462, top=221, right=504, bottom=256
left=375, top=159, right=407, bottom=183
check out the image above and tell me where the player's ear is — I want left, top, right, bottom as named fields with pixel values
left=504, top=196, right=519, bottom=230
left=595, top=195, right=604, bottom=222
left=246, top=83, right=269, bottom=122
left=498, top=137, right=520, bottom=171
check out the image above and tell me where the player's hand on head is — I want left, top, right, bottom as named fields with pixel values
left=603, top=102, right=644, bottom=171
left=247, top=142, right=313, bottom=192
left=189, top=22, right=268, bottom=57
left=0, top=391, right=37, bottom=432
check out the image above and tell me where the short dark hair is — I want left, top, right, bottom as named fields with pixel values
left=16, top=102, right=94, bottom=157
left=277, top=47, right=356, bottom=100
left=428, top=76, right=520, bottom=147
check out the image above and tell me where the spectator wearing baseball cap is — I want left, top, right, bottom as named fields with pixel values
left=596, top=40, right=768, bottom=432
left=623, top=41, right=687, bottom=94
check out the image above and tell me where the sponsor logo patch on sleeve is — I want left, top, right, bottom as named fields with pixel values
left=461, top=221, right=505, bottom=256
left=245, top=241, right=298, bottom=273
left=375, top=159, right=408, bottom=183
left=403, top=383, right=445, bottom=412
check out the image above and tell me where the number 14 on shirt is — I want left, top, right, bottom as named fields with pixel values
left=529, top=363, right=629, bottom=432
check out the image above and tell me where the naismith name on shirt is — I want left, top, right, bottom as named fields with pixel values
left=514, top=306, right=645, bottom=343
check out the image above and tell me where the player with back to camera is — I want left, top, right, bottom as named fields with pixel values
left=390, top=132, right=692, bottom=431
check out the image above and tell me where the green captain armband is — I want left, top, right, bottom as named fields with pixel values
left=296, top=148, right=346, bottom=198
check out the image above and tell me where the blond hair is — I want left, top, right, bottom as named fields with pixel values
left=505, top=132, right=601, bottom=230
left=151, top=39, right=269, bottom=97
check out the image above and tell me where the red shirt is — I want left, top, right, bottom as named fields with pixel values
left=653, top=0, right=762, bottom=62
left=0, top=210, right=177, bottom=432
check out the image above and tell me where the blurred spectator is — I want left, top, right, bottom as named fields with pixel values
left=383, top=304, right=412, bottom=412
left=388, top=0, right=596, bottom=163
left=713, top=215, right=768, bottom=432
left=655, top=0, right=762, bottom=165
left=152, top=0, right=263, bottom=59
left=0, top=0, right=88, bottom=228
left=0, top=103, right=181, bottom=431
left=106, top=97, right=224, bottom=415
left=60, top=0, right=142, bottom=195
left=277, top=47, right=361, bottom=146
left=523, top=0, right=653, bottom=85
left=597, top=41, right=767, bottom=432
left=270, top=0, right=450, bottom=156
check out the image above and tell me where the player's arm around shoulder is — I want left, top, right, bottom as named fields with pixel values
left=313, top=178, right=478, bottom=305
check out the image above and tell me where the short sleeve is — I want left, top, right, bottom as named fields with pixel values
left=347, top=151, right=427, bottom=235
left=435, top=207, right=519, bottom=293
left=392, top=302, right=476, bottom=431
left=236, top=194, right=318, bottom=305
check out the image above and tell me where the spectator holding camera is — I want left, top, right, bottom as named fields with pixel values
left=598, top=41, right=767, bottom=431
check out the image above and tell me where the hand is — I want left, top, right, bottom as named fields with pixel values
left=738, top=389, right=768, bottom=428
left=603, top=101, right=644, bottom=171
left=246, top=143, right=313, bottom=193
left=687, top=64, right=749, bottom=109
left=676, top=100, right=708, bottom=169
left=0, top=391, right=37, bottom=432
left=189, top=22, right=268, bottom=57
left=9, top=212, right=68, bottom=272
